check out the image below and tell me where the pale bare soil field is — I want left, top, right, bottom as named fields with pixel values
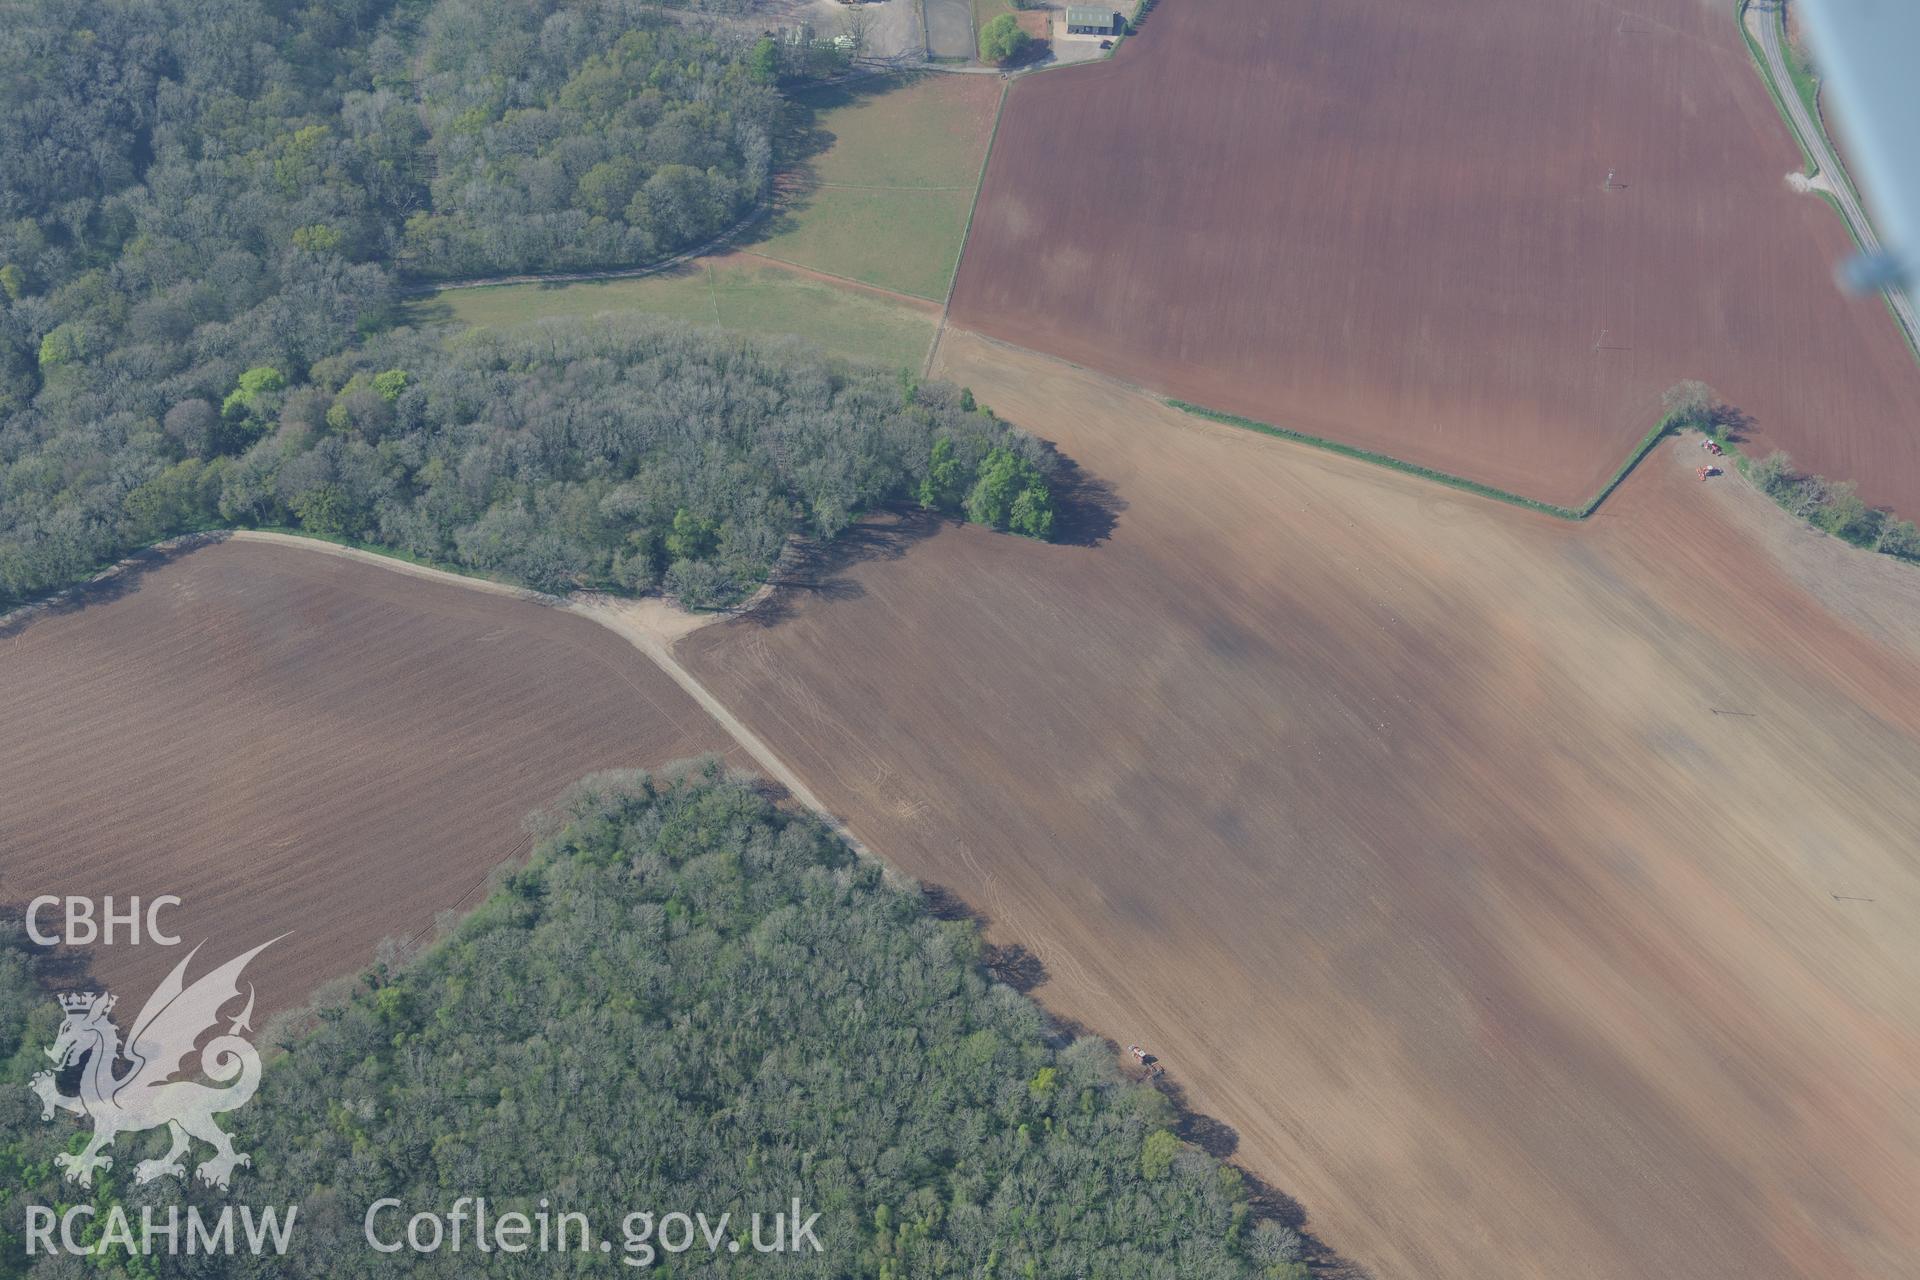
left=678, top=328, right=1920, bottom=1280
left=0, top=538, right=735, bottom=1009
left=949, top=0, right=1920, bottom=512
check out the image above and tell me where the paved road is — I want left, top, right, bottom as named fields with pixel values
left=1747, top=0, right=1918, bottom=350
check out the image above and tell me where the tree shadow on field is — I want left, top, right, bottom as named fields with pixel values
left=733, top=438, right=1123, bottom=629
left=0, top=903, right=104, bottom=993
left=735, top=506, right=940, bottom=629
left=921, top=881, right=1053, bottom=993
left=1711, top=402, right=1755, bottom=446
left=1156, top=1080, right=1374, bottom=1276
left=1153, top=1066, right=1373, bottom=1274
left=1045, top=448, right=1126, bottom=547
left=1123, top=0, right=1161, bottom=36
left=999, top=37, right=1052, bottom=70
left=921, top=873, right=1373, bottom=1277
left=0, top=531, right=225, bottom=641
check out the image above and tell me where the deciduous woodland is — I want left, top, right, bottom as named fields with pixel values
left=0, top=0, right=1055, bottom=609
left=0, top=771, right=1307, bottom=1278
left=217, top=321, right=1054, bottom=605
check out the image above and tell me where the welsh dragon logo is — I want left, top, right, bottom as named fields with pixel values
left=29, top=938, right=280, bottom=1190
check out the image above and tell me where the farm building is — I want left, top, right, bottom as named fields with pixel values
left=1064, top=6, right=1122, bottom=35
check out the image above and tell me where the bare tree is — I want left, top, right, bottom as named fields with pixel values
left=1661, top=379, right=1716, bottom=428
left=837, top=5, right=871, bottom=58
left=1750, top=450, right=1795, bottom=498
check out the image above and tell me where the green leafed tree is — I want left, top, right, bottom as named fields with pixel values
left=749, top=36, right=780, bottom=84
left=291, top=483, right=355, bottom=540
left=36, top=323, right=84, bottom=369
left=371, top=368, right=409, bottom=402
left=980, top=13, right=1033, bottom=64
left=1813, top=481, right=1882, bottom=547
left=222, top=365, right=286, bottom=419
left=966, top=445, right=1056, bottom=539
left=1142, top=1128, right=1183, bottom=1180
left=1011, top=484, right=1056, bottom=540
left=919, top=436, right=966, bottom=513
left=665, top=506, right=719, bottom=560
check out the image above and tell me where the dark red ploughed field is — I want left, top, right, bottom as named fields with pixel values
left=950, top=0, right=1920, bottom=511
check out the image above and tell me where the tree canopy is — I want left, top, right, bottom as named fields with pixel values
left=218, top=317, right=1056, bottom=605
left=0, top=0, right=1056, bottom=612
left=979, top=14, right=1035, bottom=65
left=0, top=769, right=1307, bottom=1277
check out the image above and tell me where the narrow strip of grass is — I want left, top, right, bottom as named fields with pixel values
left=944, top=78, right=1009, bottom=310
left=1782, top=50, right=1820, bottom=126
left=1776, top=14, right=1823, bottom=129
left=1167, top=400, right=1674, bottom=520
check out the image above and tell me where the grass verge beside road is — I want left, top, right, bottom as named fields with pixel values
left=1735, top=0, right=1817, bottom=177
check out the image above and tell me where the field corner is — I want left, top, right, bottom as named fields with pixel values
left=1166, top=400, right=1678, bottom=521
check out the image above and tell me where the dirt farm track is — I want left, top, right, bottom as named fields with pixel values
left=680, top=330, right=1920, bottom=1280
left=0, top=539, right=738, bottom=1008
left=3, top=340, right=1918, bottom=1278
left=6, top=6, right=1920, bottom=1265
left=950, top=0, right=1920, bottom=513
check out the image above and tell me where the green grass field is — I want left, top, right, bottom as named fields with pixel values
left=754, top=187, right=977, bottom=302
left=755, top=72, right=1003, bottom=300
left=403, top=74, right=999, bottom=363
left=409, top=259, right=938, bottom=370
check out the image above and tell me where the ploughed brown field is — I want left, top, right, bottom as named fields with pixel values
left=949, top=0, right=1920, bottom=512
left=677, top=329, right=1920, bottom=1280
left=0, top=538, right=735, bottom=1010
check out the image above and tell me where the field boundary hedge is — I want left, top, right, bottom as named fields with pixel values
left=945, top=79, right=1009, bottom=311
left=1167, top=400, right=1674, bottom=520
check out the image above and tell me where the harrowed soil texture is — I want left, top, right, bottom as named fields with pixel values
left=949, top=0, right=1920, bottom=513
left=679, top=328, right=1920, bottom=1280
left=0, top=539, right=739, bottom=1010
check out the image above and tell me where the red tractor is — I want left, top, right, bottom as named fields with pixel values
left=1128, top=1044, right=1165, bottom=1078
